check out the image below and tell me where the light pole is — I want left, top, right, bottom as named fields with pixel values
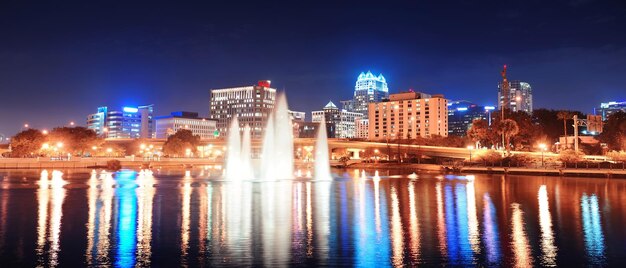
left=539, top=143, right=547, bottom=167
left=467, top=145, right=474, bottom=162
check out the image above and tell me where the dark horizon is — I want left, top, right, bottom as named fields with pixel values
left=1, top=1, right=625, bottom=136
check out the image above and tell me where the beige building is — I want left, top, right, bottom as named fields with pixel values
left=368, top=91, right=448, bottom=140
left=355, top=117, right=369, bottom=139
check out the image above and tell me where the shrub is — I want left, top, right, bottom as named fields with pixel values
left=106, top=160, right=122, bottom=171
left=476, top=150, right=503, bottom=165
left=607, top=151, right=626, bottom=162
left=558, top=149, right=585, bottom=164
left=502, top=154, right=533, bottom=166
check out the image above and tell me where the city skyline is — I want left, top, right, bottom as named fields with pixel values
left=1, top=1, right=626, bottom=136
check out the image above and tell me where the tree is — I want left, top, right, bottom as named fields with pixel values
left=497, top=119, right=519, bottom=154
left=162, top=129, right=200, bottom=157
left=48, top=127, right=102, bottom=156
left=598, top=111, right=626, bottom=151
left=467, top=119, right=491, bottom=147
left=10, top=129, right=46, bottom=157
left=557, top=111, right=572, bottom=139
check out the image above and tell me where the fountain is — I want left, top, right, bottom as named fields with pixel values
left=314, top=118, right=333, bottom=181
left=224, top=92, right=331, bottom=181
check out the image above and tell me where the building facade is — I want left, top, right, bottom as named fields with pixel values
left=368, top=91, right=448, bottom=140
left=341, top=71, right=389, bottom=118
left=209, top=80, right=276, bottom=139
left=498, top=80, right=533, bottom=113
left=154, top=111, right=217, bottom=140
left=447, top=100, right=495, bottom=136
left=87, top=105, right=154, bottom=139
left=312, top=101, right=362, bottom=138
left=595, top=101, right=626, bottom=121
left=354, top=117, right=369, bottom=139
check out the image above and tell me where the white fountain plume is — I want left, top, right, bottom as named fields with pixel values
left=314, top=117, right=333, bottom=181
left=225, top=117, right=242, bottom=181
left=273, top=93, right=294, bottom=180
left=261, top=116, right=276, bottom=180
left=241, top=124, right=255, bottom=179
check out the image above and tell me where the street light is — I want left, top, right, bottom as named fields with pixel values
left=70, top=121, right=75, bottom=126
left=56, top=142, right=63, bottom=148
left=539, top=143, right=547, bottom=167
left=467, top=145, right=474, bottom=162
left=42, top=129, right=48, bottom=135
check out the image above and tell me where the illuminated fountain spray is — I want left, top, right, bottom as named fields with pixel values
left=314, top=118, right=332, bottom=181
left=240, top=125, right=255, bottom=179
left=224, top=92, right=332, bottom=181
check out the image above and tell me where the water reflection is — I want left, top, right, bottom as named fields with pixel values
left=3, top=171, right=626, bottom=266
left=482, top=193, right=501, bottom=265
left=510, top=203, right=533, bottom=267
left=36, top=170, right=67, bottom=267
left=581, top=193, right=605, bottom=265
left=538, top=185, right=556, bottom=266
left=136, top=170, right=155, bottom=267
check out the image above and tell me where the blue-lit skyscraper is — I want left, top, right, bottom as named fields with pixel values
left=341, top=71, right=389, bottom=118
left=87, top=105, right=154, bottom=139
left=595, top=101, right=626, bottom=121
left=448, top=100, right=495, bottom=136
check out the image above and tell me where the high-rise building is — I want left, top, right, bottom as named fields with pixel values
left=595, top=101, right=626, bottom=121
left=154, top=111, right=218, bottom=140
left=312, top=101, right=362, bottom=138
left=368, top=91, right=448, bottom=140
left=447, top=100, right=495, bottom=136
left=341, top=71, right=389, bottom=118
left=498, top=80, right=533, bottom=113
left=209, top=80, right=277, bottom=139
left=86, top=105, right=154, bottom=139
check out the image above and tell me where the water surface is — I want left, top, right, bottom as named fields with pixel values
left=0, top=168, right=625, bottom=266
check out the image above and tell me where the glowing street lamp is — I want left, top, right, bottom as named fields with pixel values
left=185, top=148, right=192, bottom=157
left=70, top=121, right=75, bottom=126
left=539, top=143, right=547, bottom=167
left=42, top=143, right=50, bottom=150
left=42, top=129, right=48, bottom=135
left=140, top=143, right=146, bottom=150
left=56, top=142, right=63, bottom=148
left=467, top=145, right=474, bottom=162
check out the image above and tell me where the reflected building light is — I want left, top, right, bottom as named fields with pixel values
left=390, top=186, right=404, bottom=266
left=511, top=203, right=533, bottom=267
left=115, top=171, right=138, bottom=268
left=36, top=173, right=50, bottom=266
left=180, top=180, right=192, bottom=265
left=408, top=182, right=421, bottom=260
left=435, top=182, right=448, bottom=258
left=86, top=173, right=98, bottom=265
left=581, top=193, right=605, bottom=265
left=39, top=170, right=49, bottom=189
left=136, top=170, right=155, bottom=267
left=306, top=182, right=313, bottom=257
left=538, top=185, right=557, bottom=266
left=466, top=181, right=480, bottom=254
left=48, top=170, right=66, bottom=267
left=374, top=177, right=381, bottom=234
left=482, top=193, right=501, bottom=266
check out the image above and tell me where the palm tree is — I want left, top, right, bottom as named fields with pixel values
left=497, top=119, right=519, bottom=154
left=557, top=111, right=573, bottom=149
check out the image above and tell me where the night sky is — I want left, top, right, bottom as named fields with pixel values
left=1, top=1, right=625, bottom=136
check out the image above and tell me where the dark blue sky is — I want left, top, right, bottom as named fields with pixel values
left=1, top=0, right=625, bottom=136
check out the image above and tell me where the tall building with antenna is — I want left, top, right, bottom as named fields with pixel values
left=497, top=66, right=533, bottom=114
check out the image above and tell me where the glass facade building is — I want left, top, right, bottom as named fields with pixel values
left=498, top=80, right=533, bottom=113
left=86, top=105, right=154, bottom=139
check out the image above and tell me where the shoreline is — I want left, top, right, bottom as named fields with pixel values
left=1, top=158, right=625, bottom=178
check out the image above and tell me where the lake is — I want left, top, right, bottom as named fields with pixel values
left=0, top=167, right=625, bottom=267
